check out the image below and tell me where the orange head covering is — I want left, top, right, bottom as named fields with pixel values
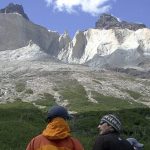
left=42, top=117, right=71, bottom=140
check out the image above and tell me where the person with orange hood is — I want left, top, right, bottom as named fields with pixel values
left=26, top=105, right=84, bottom=150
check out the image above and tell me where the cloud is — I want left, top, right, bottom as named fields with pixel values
left=44, top=0, right=113, bottom=16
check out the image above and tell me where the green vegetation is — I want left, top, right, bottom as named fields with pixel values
left=25, top=88, right=33, bottom=94
left=118, top=75, right=136, bottom=82
left=0, top=101, right=150, bottom=150
left=92, top=92, right=144, bottom=110
left=126, top=90, right=142, bottom=99
left=15, top=82, right=26, bottom=92
left=70, top=108, right=150, bottom=150
left=59, top=79, right=92, bottom=112
left=15, top=81, right=34, bottom=95
left=34, top=93, right=56, bottom=110
left=0, top=79, right=150, bottom=150
left=0, top=101, right=45, bottom=150
left=58, top=78, right=144, bottom=112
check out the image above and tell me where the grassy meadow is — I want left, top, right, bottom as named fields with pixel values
left=0, top=78, right=150, bottom=150
left=0, top=100, right=150, bottom=150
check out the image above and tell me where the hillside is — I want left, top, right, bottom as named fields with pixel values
left=0, top=3, right=150, bottom=150
left=1, top=59, right=150, bottom=108
left=0, top=97, right=150, bottom=150
left=0, top=4, right=150, bottom=69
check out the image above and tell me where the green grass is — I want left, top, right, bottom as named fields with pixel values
left=59, top=79, right=91, bottom=112
left=0, top=101, right=46, bottom=150
left=118, top=76, right=136, bottom=82
left=59, top=79, right=144, bottom=112
left=92, top=92, right=144, bottom=110
left=57, top=79, right=144, bottom=112
left=15, top=81, right=34, bottom=95
left=15, top=82, right=26, bottom=92
left=25, top=88, right=33, bottom=94
left=0, top=81, right=150, bottom=150
left=35, top=93, right=56, bottom=106
left=126, top=90, right=142, bottom=99
left=70, top=108, right=150, bottom=150
left=33, top=93, right=57, bottom=111
left=0, top=101, right=150, bottom=150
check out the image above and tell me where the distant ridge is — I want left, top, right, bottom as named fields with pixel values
left=0, top=3, right=29, bottom=20
left=95, top=13, right=146, bottom=30
left=0, top=4, right=150, bottom=70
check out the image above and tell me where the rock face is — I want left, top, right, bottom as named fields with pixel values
left=0, top=3, right=71, bottom=55
left=0, top=3, right=150, bottom=70
left=57, top=14, right=150, bottom=69
left=0, top=3, right=29, bottom=20
left=58, top=28, right=150, bottom=69
left=0, top=13, right=71, bottom=57
left=95, top=13, right=146, bottom=31
left=0, top=13, right=59, bottom=54
left=0, top=42, right=51, bottom=61
left=0, top=5, right=150, bottom=108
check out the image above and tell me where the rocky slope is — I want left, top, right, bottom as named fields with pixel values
left=0, top=3, right=71, bottom=56
left=0, top=60, right=150, bottom=108
left=0, top=4, right=150, bottom=108
left=1, top=3, right=150, bottom=70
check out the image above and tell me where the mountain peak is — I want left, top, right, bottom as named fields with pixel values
left=95, top=13, right=146, bottom=31
left=0, top=3, right=29, bottom=20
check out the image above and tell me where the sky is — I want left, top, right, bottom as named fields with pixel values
left=0, top=0, right=150, bottom=37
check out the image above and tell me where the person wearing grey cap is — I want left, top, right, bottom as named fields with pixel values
left=26, top=105, right=84, bottom=150
left=127, top=138, right=144, bottom=150
left=92, top=114, right=134, bottom=150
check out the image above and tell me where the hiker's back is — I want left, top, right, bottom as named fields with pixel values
left=26, top=134, right=84, bottom=150
left=110, top=133, right=134, bottom=150
left=99, top=133, right=134, bottom=150
left=118, top=138, right=134, bottom=150
left=26, top=106, right=84, bottom=150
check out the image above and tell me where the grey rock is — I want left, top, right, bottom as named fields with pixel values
left=71, top=31, right=87, bottom=59
left=96, top=13, right=146, bottom=30
left=0, top=3, right=29, bottom=20
left=87, top=48, right=147, bottom=68
left=0, top=13, right=61, bottom=56
left=108, top=67, right=150, bottom=79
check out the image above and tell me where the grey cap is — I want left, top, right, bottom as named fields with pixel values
left=100, top=114, right=121, bottom=132
left=46, top=105, right=73, bottom=122
left=127, top=138, right=144, bottom=148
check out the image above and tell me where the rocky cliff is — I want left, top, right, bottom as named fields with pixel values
left=58, top=28, right=150, bottom=68
left=0, top=4, right=150, bottom=70
left=0, top=3, right=71, bottom=57
left=0, top=4, right=150, bottom=108
left=95, top=13, right=146, bottom=30
left=0, top=3, right=29, bottom=20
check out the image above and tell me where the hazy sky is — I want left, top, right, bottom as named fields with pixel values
left=0, top=0, right=149, bottom=37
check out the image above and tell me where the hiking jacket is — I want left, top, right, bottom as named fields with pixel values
left=26, top=117, right=84, bottom=150
left=93, top=132, right=134, bottom=150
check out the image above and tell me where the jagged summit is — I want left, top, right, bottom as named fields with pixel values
left=0, top=3, right=150, bottom=70
left=0, top=3, right=29, bottom=20
left=95, top=13, right=146, bottom=31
